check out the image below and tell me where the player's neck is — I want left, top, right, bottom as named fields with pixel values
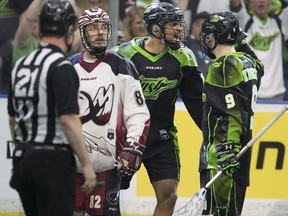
left=214, top=44, right=236, bottom=58
left=84, top=51, right=97, bottom=62
left=144, top=37, right=167, bottom=54
left=41, top=36, right=67, bottom=53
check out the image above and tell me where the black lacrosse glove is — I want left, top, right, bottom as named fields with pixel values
left=215, top=142, right=241, bottom=177
left=235, top=29, right=259, bottom=59
left=114, top=141, right=145, bottom=176
left=235, top=28, right=248, bottom=48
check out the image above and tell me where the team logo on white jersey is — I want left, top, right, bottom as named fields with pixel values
left=80, top=84, right=115, bottom=125
left=83, top=130, right=113, bottom=156
left=107, top=128, right=114, bottom=140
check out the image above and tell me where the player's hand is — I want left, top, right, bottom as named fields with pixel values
left=114, top=141, right=146, bottom=176
left=215, top=142, right=241, bottom=177
left=81, top=164, right=96, bottom=194
left=238, top=29, right=248, bottom=43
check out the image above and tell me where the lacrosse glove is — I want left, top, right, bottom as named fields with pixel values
left=114, top=141, right=145, bottom=176
left=215, top=142, right=241, bottom=177
left=235, top=28, right=249, bottom=51
left=235, top=29, right=257, bottom=57
left=235, top=28, right=264, bottom=90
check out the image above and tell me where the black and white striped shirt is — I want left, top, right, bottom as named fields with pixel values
left=8, top=42, right=80, bottom=145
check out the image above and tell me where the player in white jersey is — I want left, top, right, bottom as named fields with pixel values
left=69, top=8, right=150, bottom=216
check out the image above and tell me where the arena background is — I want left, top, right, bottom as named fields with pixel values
left=1, top=1, right=288, bottom=215
left=0, top=96, right=288, bottom=216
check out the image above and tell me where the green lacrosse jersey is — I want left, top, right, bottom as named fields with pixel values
left=199, top=51, right=263, bottom=186
left=112, top=37, right=204, bottom=159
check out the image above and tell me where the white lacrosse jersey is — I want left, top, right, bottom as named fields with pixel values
left=236, top=6, right=288, bottom=99
left=69, top=50, right=150, bottom=173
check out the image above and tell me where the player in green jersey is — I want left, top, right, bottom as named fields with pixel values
left=112, top=2, right=204, bottom=215
left=199, top=11, right=264, bottom=216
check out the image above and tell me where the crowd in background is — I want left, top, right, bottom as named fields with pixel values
left=0, top=0, right=288, bottom=100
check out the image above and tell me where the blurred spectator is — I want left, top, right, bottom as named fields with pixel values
left=75, top=0, right=109, bottom=15
left=117, top=30, right=126, bottom=45
left=121, top=5, right=148, bottom=42
left=178, top=0, right=201, bottom=28
left=119, top=0, right=136, bottom=21
left=245, top=0, right=288, bottom=15
left=11, top=0, right=43, bottom=68
left=0, top=0, right=32, bottom=93
left=11, top=0, right=77, bottom=67
left=119, top=0, right=159, bottom=21
left=231, top=0, right=288, bottom=100
left=185, top=11, right=212, bottom=77
left=245, top=0, right=288, bottom=96
left=197, top=0, right=231, bottom=14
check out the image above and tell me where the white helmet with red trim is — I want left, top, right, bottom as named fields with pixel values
left=78, top=8, right=112, bottom=57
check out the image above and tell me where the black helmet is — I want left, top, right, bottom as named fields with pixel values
left=143, top=2, right=187, bottom=50
left=200, top=12, right=240, bottom=58
left=40, top=1, right=77, bottom=36
left=201, top=11, right=239, bottom=45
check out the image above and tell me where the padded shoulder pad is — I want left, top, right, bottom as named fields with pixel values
left=67, top=53, right=81, bottom=65
left=206, top=54, right=244, bottom=87
left=113, top=40, right=138, bottom=60
left=170, top=46, right=198, bottom=67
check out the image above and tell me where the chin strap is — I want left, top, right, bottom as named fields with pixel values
left=164, top=39, right=181, bottom=50
left=89, top=47, right=107, bottom=58
left=156, top=35, right=181, bottom=50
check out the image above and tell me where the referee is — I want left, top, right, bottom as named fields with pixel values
left=7, top=1, right=96, bottom=216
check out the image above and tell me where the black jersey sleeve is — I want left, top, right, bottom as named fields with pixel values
left=176, top=47, right=204, bottom=130
left=179, top=66, right=204, bottom=130
left=51, top=61, right=80, bottom=116
left=235, top=41, right=264, bottom=89
left=7, top=84, right=15, bottom=117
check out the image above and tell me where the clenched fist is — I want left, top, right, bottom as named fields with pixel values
left=114, top=141, right=146, bottom=176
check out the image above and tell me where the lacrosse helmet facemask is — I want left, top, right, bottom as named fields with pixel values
left=78, top=8, right=112, bottom=58
left=144, top=2, right=187, bottom=50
